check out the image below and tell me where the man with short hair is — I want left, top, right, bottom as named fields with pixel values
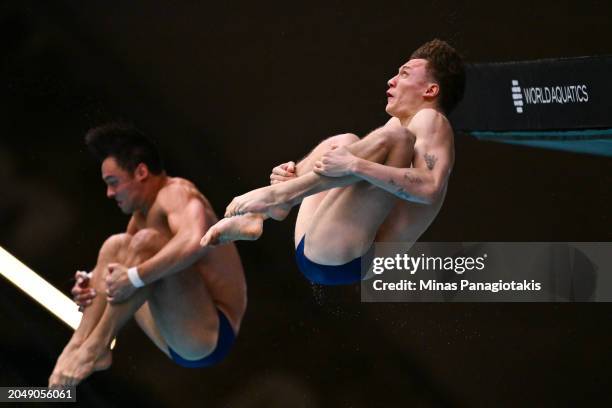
left=49, top=123, right=247, bottom=386
left=201, top=39, right=465, bottom=286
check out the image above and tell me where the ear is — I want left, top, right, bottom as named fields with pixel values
left=134, top=163, right=150, bottom=182
left=424, top=83, right=440, bottom=99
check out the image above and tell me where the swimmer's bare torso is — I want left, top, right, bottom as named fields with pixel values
left=127, top=177, right=246, bottom=331
left=375, top=109, right=454, bottom=245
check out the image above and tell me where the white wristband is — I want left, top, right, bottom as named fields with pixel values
left=127, top=266, right=145, bottom=288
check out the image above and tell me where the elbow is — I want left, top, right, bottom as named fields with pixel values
left=423, top=183, right=444, bottom=204
left=185, top=234, right=206, bottom=257
left=416, top=194, right=435, bottom=205
left=415, top=184, right=442, bottom=205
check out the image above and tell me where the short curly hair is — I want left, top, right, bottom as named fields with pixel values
left=85, top=122, right=164, bottom=174
left=410, top=39, right=466, bottom=114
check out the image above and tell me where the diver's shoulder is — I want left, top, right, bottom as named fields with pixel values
left=412, top=108, right=452, bottom=133
left=158, top=177, right=207, bottom=202
left=413, top=108, right=449, bottom=124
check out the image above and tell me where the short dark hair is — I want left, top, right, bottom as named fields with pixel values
left=410, top=39, right=466, bottom=114
left=85, top=122, right=164, bottom=174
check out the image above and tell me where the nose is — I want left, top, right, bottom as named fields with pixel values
left=387, top=74, right=397, bottom=87
left=106, top=187, right=115, bottom=199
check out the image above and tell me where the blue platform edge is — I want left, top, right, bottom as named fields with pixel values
left=470, top=129, right=612, bottom=157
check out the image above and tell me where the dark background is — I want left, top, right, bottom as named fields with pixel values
left=1, top=1, right=611, bottom=407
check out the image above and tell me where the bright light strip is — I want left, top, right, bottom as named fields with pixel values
left=0, top=246, right=82, bottom=330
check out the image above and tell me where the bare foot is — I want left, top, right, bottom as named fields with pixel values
left=48, top=344, right=112, bottom=387
left=201, top=213, right=264, bottom=247
left=225, top=185, right=291, bottom=218
left=51, top=338, right=83, bottom=375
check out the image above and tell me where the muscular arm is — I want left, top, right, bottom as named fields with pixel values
left=226, top=113, right=452, bottom=216
left=352, top=111, right=454, bottom=204
left=135, top=186, right=210, bottom=284
left=352, top=155, right=446, bottom=204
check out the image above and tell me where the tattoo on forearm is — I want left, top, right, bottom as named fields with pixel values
left=404, top=173, right=423, bottom=184
left=424, top=153, right=437, bottom=170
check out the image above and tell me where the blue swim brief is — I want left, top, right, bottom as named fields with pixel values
left=167, top=308, right=236, bottom=368
left=295, top=235, right=370, bottom=285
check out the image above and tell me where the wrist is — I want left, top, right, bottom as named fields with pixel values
left=127, top=266, right=146, bottom=288
left=351, top=158, right=366, bottom=177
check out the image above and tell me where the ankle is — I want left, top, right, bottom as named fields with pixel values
left=68, top=334, right=87, bottom=348
left=82, top=341, right=109, bottom=357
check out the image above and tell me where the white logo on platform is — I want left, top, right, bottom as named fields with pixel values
left=511, top=80, right=523, bottom=113
left=511, top=79, right=589, bottom=114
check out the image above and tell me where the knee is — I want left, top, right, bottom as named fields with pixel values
left=128, top=229, right=168, bottom=257
left=387, top=127, right=416, bottom=147
left=99, top=233, right=131, bottom=259
left=369, top=128, right=415, bottom=159
left=326, top=133, right=359, bottom=147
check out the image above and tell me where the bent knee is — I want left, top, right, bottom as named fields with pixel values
left=326, top=133, right=359, bottom=147
left=388, top=127, right=416, bottom=146
left=99, top=233, right=131, bottom=258
left=129, top=229, right=168, bottom=256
